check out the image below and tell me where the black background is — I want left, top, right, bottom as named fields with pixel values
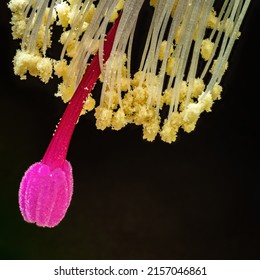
left=0, top=1, right=260, bottom=259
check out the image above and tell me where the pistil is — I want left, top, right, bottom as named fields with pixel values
left=19, top=15, right=121, bottom=227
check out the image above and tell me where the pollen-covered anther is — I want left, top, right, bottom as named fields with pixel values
left=133, top=105, right=156, bottom=126
left=132, top=87, right=148, bottom=104
left=111, top=108, right=127, bottom=130
left=8, top=0, right=29, bottom=39
left=36, top=57, right=54, bottom=83
left=54, top=59, right=69, bottom=80
left=163, top=81, right=188, bottom=106
left=103, top=90, right=119, bottom=110
left=207, top=9, right=218, bottom=29
left=83, top=94, right=96, bottom=111
left=109, top=0, right=125, bottom=22
left=95, top=106, right=113, bottom=130
left=159, top=40, right=174, bottom=61
left=166, top=56, right=176, bottom=76
left=211, top=83, right=223, bottom=100
left=210, top=60, right=229, bottom=75
left=160, top=112, right=182, bottom=144
left=193, top=79, right=205, bottom=97
left=55, top=1, right=70, bottom=28
left=182, top=102, right=203, bottom=133
left=201, top=39, right=215, bottom=61
left=56, top=82, right=75, bottom=103
left=143, top=116, right=160, bottom=142
left=13, top=50, right=53, bottom=83
left=199, top=94, right=214, bottom=112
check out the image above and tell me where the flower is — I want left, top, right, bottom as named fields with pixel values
left=8, top=0, right=251, bottom=227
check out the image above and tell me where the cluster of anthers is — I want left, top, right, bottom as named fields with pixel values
left=8, top=0, right=251, bottom=227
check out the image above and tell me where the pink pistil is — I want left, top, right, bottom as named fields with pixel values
left=19, top=15, right=121, bottom=228
left=42, top=15, right=121, bottom=170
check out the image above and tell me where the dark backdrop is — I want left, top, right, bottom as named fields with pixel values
left=1, top=1, right=260, bottom=260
